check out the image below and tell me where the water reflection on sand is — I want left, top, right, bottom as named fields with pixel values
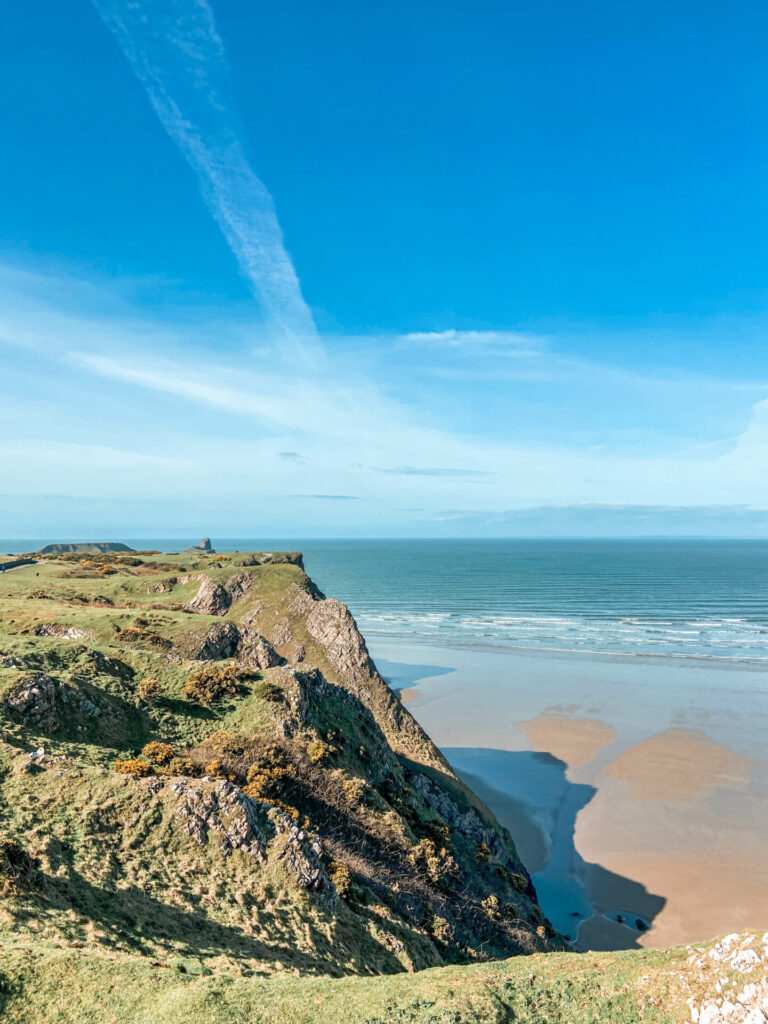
left=378, top=642, right=768, bottom=950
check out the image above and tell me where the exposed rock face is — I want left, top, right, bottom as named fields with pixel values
left=5, top=673, right=119, bottom=731
left=273, top=821, right=332, bottom=893
left=171, top=777, right=270, bottom=862
left=35, top=624, right=90, bottom=641
left=410, top=772, right=535, bottom=896
left=239, top=631, right=284, bottom=670
left=5, top=674, right=57, bottom=731
left=168, top=777, right=333, bottom=893
left=189, top=621, right=241, bottom=661
left=292, top=586, right=448, bottom=771
left=185, top=572, right=254, bottom=616
left=277, top=666, right=331, bottom=736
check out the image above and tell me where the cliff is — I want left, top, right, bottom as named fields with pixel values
left=0, top=549, right=762, bottom=1023
left=0, top=549, right=558, bottom=979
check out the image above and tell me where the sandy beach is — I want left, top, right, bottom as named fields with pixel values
left=378, top=642, right=768, bottom=949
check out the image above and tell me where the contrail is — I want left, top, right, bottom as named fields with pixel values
left=92, top=0, right=319, bottom=355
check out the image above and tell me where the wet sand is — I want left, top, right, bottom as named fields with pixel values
left=602, top=726, right=756, bottom=801
left=516, top=714, right=615, bottom=768
left=377, top=640, right=768, bottom=949
left=397, top=687, right=421, bottom=705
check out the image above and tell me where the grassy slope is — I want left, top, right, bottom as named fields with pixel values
left=3, top=934, right=761, bottom=1024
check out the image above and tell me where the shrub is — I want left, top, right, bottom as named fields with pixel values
left=242, top=744, right=290, bottom=800
left=116, top=627, right=170, bottom=650
left=137, top=677, right=162, bottom=702
left=183, top=663, right=239, bottom=705
left=114, top=758, right=154, bottom=777
left=141, top=741, right=174, bottom=765
left=475, top=841, right=491, bottom=861
left=116, top=627, right=144, bottom=642
left=166, top=756, right=196, bottom=777
left=430, top=915, right=453, bottom=944
left=270, top=800, right=301, bottom=823
left=408, top=838, right=459, bottom=886
left=203, top=759, right=233, bottom=780
left=342, top=777, right=367, bottom=804
left=481, top=894, right=501, bottom=921
left=202, top=731, right=248, bottom=758
left=328, top=860, right=352, bottom=898
left=307, top=739, right=331, bottom=764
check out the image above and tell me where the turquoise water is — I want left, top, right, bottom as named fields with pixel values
left=4, top=539, right=768, bottom=661
left=295, top=539, right=768, bottom=661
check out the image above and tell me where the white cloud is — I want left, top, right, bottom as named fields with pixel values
left=91, top=0, right=319, bottom=357
left=403, top=329, right=546, bottom=358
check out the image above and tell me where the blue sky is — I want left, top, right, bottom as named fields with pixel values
left=2, top=0, right=768, bottom=538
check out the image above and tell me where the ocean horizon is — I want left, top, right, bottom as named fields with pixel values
left=5, top=538, right=766, bottom=663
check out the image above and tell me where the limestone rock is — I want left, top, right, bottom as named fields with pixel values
left=185, top=537, right=215, bottom=554
left=273, top=819, right=334, bottom=894
left=185, top=572, right=254, bottom=616
left=34, top=624, right=90, bottom=641
left=168, top=777, right=334, bottom=894
left=686, top=932, right=768, bottom=1024
left=171, top=778, right=270, bottom=862
left=188, top=621, right=241, bottom=661
left=293, top=585, right=448, bottom=771
left=239, top=631, right=284, bottom=670
left=5, top=674, right=58, bottom=730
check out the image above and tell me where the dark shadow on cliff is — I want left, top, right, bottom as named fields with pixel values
left=13, top=838, right=404, bottom=976
left=442, top=747, right=666, bottom=950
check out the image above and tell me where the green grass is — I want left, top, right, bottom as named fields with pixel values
left=0, top=938, right=720, bottom=1023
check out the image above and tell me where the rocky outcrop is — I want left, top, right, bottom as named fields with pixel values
left=185, top=537, right=215, bottom=554
left=35, top=624, right=90, bottom=641
left=410, top=771, right=535, bottom=895
left=171, top=777, right=270, bottom=862
left=291, top=585, right=449, bottom=772
left=5, top=674, right=57, bottom=731
left=185, top=573, right=254, bottom=616
left=168, top=777, right=333, bottom=894
left=273, top=821, right=332, bottom=893
left=188, top=621, right=241, bottom=661
left=239, top=631, right=284, bottom=670
left=5, top=673, right=121, bottom=732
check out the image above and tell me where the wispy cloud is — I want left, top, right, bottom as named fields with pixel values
left=291, top=494, right=360, bottom=501
left=371, top=466, right=491, bottom=477
left=91, top=0, right=318, bottom=355
left=403, top=329, right=546, bottom=358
